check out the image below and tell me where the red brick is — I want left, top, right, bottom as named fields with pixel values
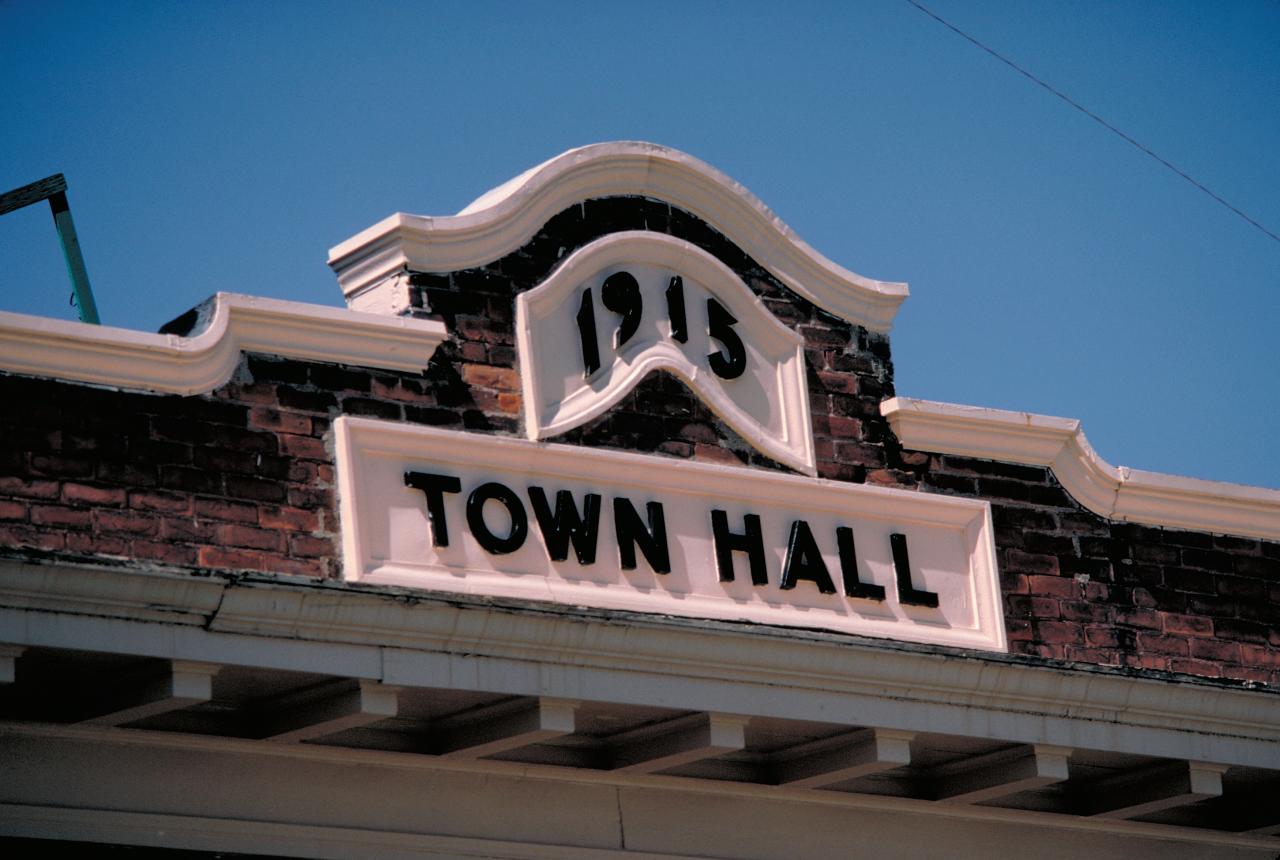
left=65, top=532, right=128, bottom=555
left=0, top=524, right=65, bottom=550
left=1189, top=638, right=1240, bottom=663
left=1000, top=571, right=1029, bottom=594
left=226, top=382, right=279, bottom=404
left=0, top=477, right=59, bottom=499
left=1127, top=654, right=1169, bottom=671
left=1085, top=626, right=1121, bottom=648
left=129, top=490, right=191, bottom=513
left=1239, top=644, right=1280, bottom=668
left=216, top=524, right=284, bottom=552
left=1221, top=665, right=1270, bottom=684
left=279, top=433, right=328, bottom=460
left=260, top=554, right=327, bottom=577
left=832, top=442, right=883, bottom=467
left=1115, top=607, right=1161, bottom=629
left=94, top=509, right=159, bottom=536
left=257, top=505, right=317, bottom=532
left=130, top=541, right=198, bottom=566
left=157, top=516, right=214, bottom=543
left=1008, top=595, right=1059, bottom=618
left=1065, top=647, right=1120, bottom=666
left=1005, top=618, right=1033, bottom=640
left=62, top=482, right=126, bottom=507
left=825, top=415, right=860, bottom=438
left=461, top=364, right=519, bottom=390
left=1168, top=658, right=1222, bottom=678
left=816, top=371, right=858, bottom=394
left=657, top=441, right=693, bottom=458
left=0, top=500, right=27, bottom=521
left=865, top=469, right=911, bottom=487
left=1060, top=601, right=1112, bottom=623
left=30, top=505, right=92, bottom=527
left=497, top=393, right=522, bottom=414
left=249, top=407, right=312, bottom=435
left=1033, top=620, right=1083, bottom=644
left=289, top=534, right=334, bottom=559
left=194, top=498, right=259, bottom=523
left=1136, top=633, right=1189, bottom=656
left=1161, top=613, right=1213, bottom=637
left=1025, top=573, right=1075, bottom=597
left=198, top=546, right=265, bottom=571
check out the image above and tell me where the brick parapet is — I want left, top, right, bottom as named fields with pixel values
left=1, top=197, right=1276, bottom=685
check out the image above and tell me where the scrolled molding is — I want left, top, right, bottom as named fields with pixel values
left=327, top=141, right=909, bottom=331
left=0, top=293, right=447, bottom=396
left=882, top=397, right=1280, bottom=541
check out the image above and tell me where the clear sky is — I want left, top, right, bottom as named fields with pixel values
left=2, top=1, right=1277, bottom=489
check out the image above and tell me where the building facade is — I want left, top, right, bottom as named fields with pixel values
left=1, top=143, right=1277, bottom=858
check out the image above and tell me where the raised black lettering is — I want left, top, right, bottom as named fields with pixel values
left=467, top=482, right=528, bottom=555
left=614, top=497, right=670, bottom=573
left=601, top=271, right=642, bottom=349
left=665, top=275, right=688, bottom=343
left=404, top=471, right=462, bottom=547
left=529, top=486, right=601, bottom=565
left=706, top=297, right=746, bottom=380
left=837, top=527, right=885, bottom=600
left=576, top=288, right=600, bottom=378
left=711, top=509, right=768, bottom=586
left=779, top=520, right=837, bottom=594
left=890, top=533, right=939, bottom=607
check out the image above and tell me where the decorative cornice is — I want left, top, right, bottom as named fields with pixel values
left=327, top=142, right=909, bottom=331
left=882, top=397, right=1280, bottom=541
left=0, top=293, right=447, bottom=395
left=1, top=558, right=1277, bottom=766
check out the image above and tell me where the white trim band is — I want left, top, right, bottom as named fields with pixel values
left=882, top=397, right=1280, bottom=541
left=327, top=142, right=909, bottom=331
left=0, top=293, right=448, bottom=395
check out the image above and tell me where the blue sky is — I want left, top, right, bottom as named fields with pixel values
left=2, top=1, right=1277, bottom=488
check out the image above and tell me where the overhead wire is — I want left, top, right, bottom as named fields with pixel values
left=903, top=0, right=1280, bottom=246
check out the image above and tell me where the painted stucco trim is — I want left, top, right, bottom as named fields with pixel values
left=327, top=141, right=909, bottom=331
left=882, top=397, right=1280, bottom=541
left=0, top=293, right=448, bottom=395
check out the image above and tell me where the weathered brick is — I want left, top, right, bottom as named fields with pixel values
left=249, top=407, right=311, bottom=435
left=94, top=509, right=159, bottom=536
left=260, top=505, right=321, bottom=532
left=216, top=524, right=284, bottom=552
left=30, top=505, right=92, bottom=527
left=0, top=477, right=59, bottom=499
left=278, top=433, right=328, bottom=460
left=197, top=546, right=265, bottom=571
left=1161, top=613, right=1213, bottom=637
left=129, top=490, right=191, bottom=514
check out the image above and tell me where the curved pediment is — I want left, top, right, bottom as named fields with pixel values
left=517, top=231, right=815, bottom=474
left=329, top=142, right=908, bottom=332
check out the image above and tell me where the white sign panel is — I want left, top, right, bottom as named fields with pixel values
left=516, top=231, right=815, bottom=474
left=335, top=417, right=1007, bottom=652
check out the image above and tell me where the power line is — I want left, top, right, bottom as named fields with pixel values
left=903, top=0, right=1280, bottom=246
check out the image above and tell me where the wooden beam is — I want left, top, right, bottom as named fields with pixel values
left=935, top=745, right=1072, bottom=804
left=1089, top=761, right=1227, bottom=819
left=775, top=729, right=914, bottom=789
left=0, top=645, right=25, bottom=684
left=610, top=713, right=748, bottom=774
left=436, top=697, right=578, bottom=759
left=79, top=661, right=219, bottom=727
left=265, top=679, right=398, bottom=743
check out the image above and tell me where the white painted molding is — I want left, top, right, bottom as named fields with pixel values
left=327, top=141, right=909, bottom=331
left=0, top=292, right=448, bottom=396
left=882, top=397, right=1280, bottom=541
left=334, top=417, right=1007, bottom=652
left=5, top=558, right=1276, bottom=768
left=516, top=231, right=815, bottom=473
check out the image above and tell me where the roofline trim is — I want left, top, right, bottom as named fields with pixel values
left=0, top=293, right=447, bottom=395
left=327, top=142, right=909, bottom=331
left=882, top=396, right=1280, bottom=541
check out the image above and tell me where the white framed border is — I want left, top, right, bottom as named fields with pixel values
left=516, top=231, right=815, bottom=474
left=333, top=416, right=1006, bottom=652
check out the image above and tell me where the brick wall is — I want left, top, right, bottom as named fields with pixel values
left=1, top=196, right=1276, bottom=684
